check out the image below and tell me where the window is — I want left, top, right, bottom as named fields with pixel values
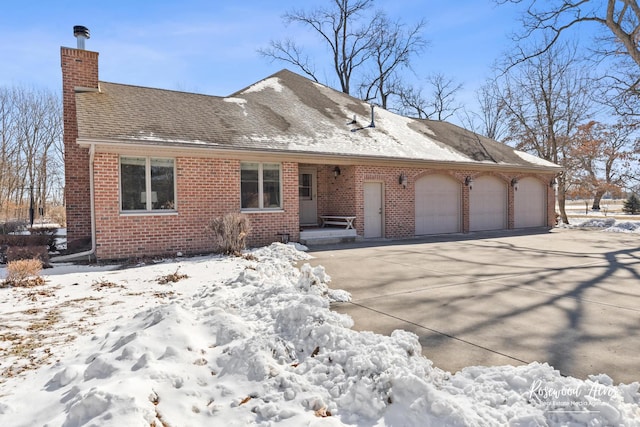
left=120, top=157, right=175, bottom=211
left=299, top=173, right=312, bottom=200
left=241, top=162, right=281, bottom=209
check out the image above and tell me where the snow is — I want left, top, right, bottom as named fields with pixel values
left=126, top=133, right=219, bottom=146
left=513, top=150, right=559, bottom=168
left=243, top=77, right=284, bottom=94
left=1, top=243, right=639, bottom=426
left=253, top=88, right=472, bottom=163
left=564, top=217, right=640, bottom=233
left=224, top=97, right=248, bottom=117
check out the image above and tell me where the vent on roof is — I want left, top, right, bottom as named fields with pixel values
left=369, top=104, right=375, bottom=128
left=350, top=104, right=376, bottom=132
left=73, top=25, right=90, bottom=50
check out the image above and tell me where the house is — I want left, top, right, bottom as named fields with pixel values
left=61, top=29, right=561, bottom=260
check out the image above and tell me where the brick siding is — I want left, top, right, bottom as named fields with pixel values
left=92, top=155, right=553, bottom=260
left=93, top=155, right=299, bottom=260
left=310, top=164, right=556, bottom=239
left=61, top=47, right=98, bottom=250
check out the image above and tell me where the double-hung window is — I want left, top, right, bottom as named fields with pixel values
left=120, top=156, right=175, bottom=212
left=241, top=162, right=281, bottom=210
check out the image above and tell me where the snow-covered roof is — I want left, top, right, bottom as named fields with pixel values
left=75, top=69, right=559, bottom=171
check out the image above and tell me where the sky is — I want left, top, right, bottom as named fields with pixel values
left=0, top=0, right=530, bottom=114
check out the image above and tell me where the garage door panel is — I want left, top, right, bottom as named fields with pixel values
left=415, top=175, right=461, bottom=235
left=514, top=177, right=546, bottom=228
left=470, top=176, right=507, bottom=231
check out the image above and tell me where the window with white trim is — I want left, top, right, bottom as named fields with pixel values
left=241, top=162, right=282, bottom=209
left=120, top=157, right=175, bottom=211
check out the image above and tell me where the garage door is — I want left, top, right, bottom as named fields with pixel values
left=415, top=174, right=461, bottom=235
left=514, top=177, right=546, bottom=228
left=470, top=176, right=507, bottom=231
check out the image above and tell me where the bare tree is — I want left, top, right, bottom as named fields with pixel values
left=259, top=0, right=428, bottom=110
left=500, top=42, right=593, bottom=223
left=0, top=88, right=17, bottom=219
left=498, top=0, right=640, bottom=114
left=398, top=73, right=463, bottom=121
left=259, top=0, right=378, bottom=94
left=358, top=15, right=427, bottom=109
left=499, top=1, right=640, bottom=64
left=0, top=85, right=62, bottom=225
left=461, top=78, right=509, bottom=141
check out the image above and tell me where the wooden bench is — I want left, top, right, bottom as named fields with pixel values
left=319, top=215, right=356, bottom=229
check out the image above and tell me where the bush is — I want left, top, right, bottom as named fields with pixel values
left=622, top=194, right=640, bottom=215
left=0, top=234, right=51, bottom=247
left=208, top=213, right=250, bottom=255
left=0, top=220, right=28, bottom=234
left=3, top=258, right=43, bottom=287
left=1, top=220, right=28, bottom=234
left=28, top=227, right=58, bottom=251
left=6, top=245, right=50, bottom=266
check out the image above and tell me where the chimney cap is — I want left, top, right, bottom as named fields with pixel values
left=73, top=25, right=90, bottom=50
left=73, top=25, right=90, bottom=39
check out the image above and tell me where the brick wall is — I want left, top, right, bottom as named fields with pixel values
left=93, top=154, right=555, bottom=259
left=61, top=47, right=98, bottom=251
left=93, top=155, right=299, bottom=260
left=320, top=165, right=356, bottom=217
left=315, top=165, right=555, bottom=239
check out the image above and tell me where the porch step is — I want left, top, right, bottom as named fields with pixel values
left=299, top=228, right=362, bottom=246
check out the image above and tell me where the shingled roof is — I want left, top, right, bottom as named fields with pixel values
left=75, top=69, right=559, bottom=171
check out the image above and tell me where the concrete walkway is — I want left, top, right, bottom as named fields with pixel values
left=306, top=228, right=640, bottom=384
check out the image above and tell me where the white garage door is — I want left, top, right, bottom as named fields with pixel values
left=415, top=174, right=461, bottom=235
left=470, top=176, right=507, bottom=231
left=514, top=177, right=546, bottom=228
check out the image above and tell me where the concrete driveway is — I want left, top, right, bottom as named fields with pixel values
left=306, top=228, right=640, bottom=384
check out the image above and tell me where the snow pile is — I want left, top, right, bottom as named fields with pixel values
left=576, top=218, right=617, bottom=228
left=1, top=243, right=639, bottom=426
left=568, top=218, right=640, bottom=233
left=605, top=221, right=640, bottom=233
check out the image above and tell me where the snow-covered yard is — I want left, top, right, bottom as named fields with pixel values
left=0, top=239, right=639, bottom=426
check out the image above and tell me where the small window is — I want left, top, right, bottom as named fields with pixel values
left=120, top=156, right=175, bottom=211
left=299, top=173, right=312, bottom=200
left=241, top=162, right=281, bottom=209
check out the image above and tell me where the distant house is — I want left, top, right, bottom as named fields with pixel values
left=61, top=35, right=560, bottom=260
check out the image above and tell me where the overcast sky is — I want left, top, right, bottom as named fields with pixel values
left=1, top=1, right=537, bottom=115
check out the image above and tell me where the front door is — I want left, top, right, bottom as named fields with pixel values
left=364, top=182, right=383, bottom=238
left=299, top=168, right=318, bottom=226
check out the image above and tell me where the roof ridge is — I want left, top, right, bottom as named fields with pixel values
left=98, top=81, right=225, bottom=99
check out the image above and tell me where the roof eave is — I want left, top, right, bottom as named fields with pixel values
left=77, top=137, right=562, bottom=173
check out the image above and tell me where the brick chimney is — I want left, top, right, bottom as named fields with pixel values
left=60, top=26, right=98, bottom=251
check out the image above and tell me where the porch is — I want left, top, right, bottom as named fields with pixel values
left=298, top=227, right=362, bottom=246
left=299, top=164, right=363, bottom=245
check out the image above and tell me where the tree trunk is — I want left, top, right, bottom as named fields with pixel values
left=557, top=176, right=569, bottom=224
left=591, top=189, right=605, bottom=210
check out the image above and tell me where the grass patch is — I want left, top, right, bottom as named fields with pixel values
left=157, top=268, right=188, bottom=285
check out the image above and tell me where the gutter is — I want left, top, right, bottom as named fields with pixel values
left=76, top=138, right=563, bottom=174
left=52, top=143, right=96, bottom=263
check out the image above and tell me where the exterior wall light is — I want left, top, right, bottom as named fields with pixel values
left=333, top=166, right=341, bottom=179
left=511, top=178, right=519, bottom=191
left=550, top=178, right=558, bottom=191
left=399, top=173, right=408, bottom=188
left=464, top=176, right=473, bottom=190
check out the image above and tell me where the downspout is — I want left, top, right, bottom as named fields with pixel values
left=53, top=143, right=96, bottom=262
